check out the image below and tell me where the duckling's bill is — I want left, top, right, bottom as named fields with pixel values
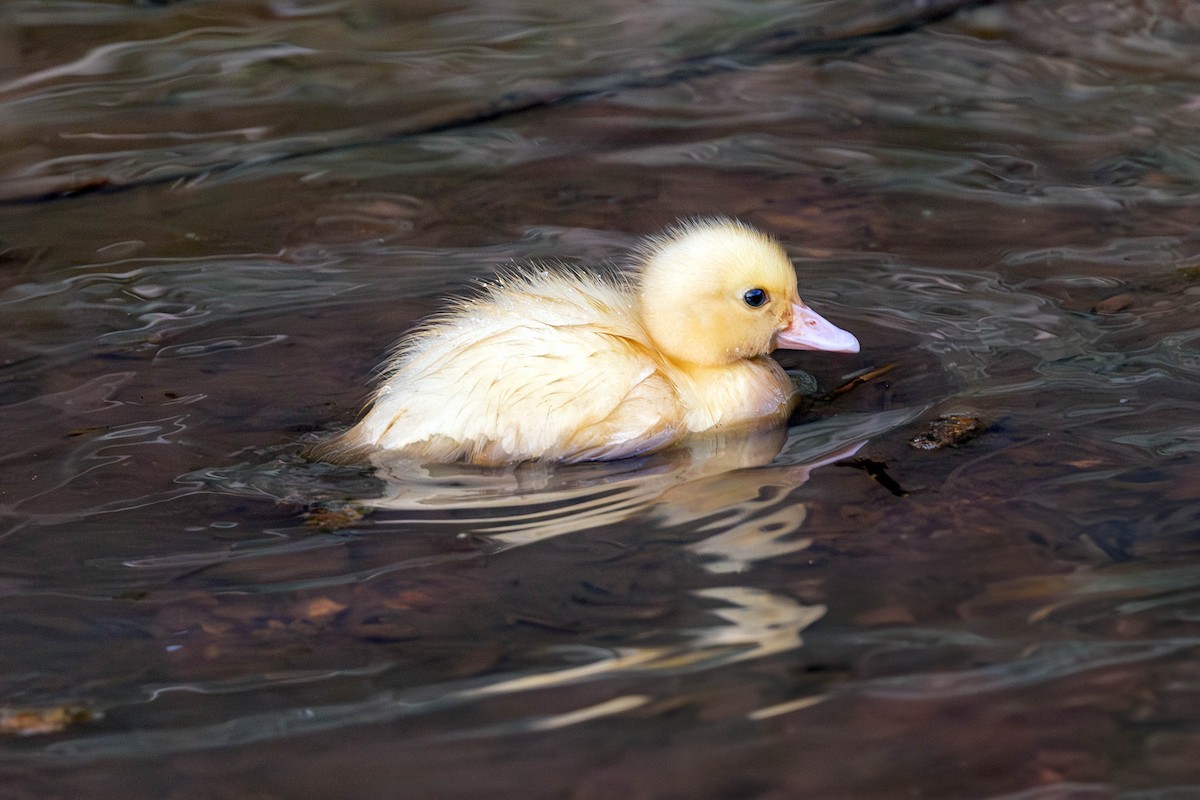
left=775, top=303, right=860, bottom=353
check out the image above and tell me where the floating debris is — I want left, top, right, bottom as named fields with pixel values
left=1, top=705, right=99, bottom=736
left=827, top=364, right=897, bottom=400
left=1093, top=293, right=1136, bottom=315
left=909, top=414, right=985, bottom=450
left=303, top=503, right=365, bottom=530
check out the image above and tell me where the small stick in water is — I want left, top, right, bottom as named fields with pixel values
left=826, top=363, right=898, bottom=399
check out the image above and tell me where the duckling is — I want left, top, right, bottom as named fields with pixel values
left=328, top=218, right=859, bottom=466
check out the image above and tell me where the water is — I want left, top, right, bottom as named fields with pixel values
left=2, top=1, right=1200, bottom=797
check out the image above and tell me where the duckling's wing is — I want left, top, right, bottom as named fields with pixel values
left=553, top=335, right=685, bottom=463
left=349, top=322, right=684, bottom=465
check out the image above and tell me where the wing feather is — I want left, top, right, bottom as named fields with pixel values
left=333, top=270, right=684, bottom=464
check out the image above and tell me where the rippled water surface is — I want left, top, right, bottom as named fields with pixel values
left=3, top=1, right=1200, bottom=798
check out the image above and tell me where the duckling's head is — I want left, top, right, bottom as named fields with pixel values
left=636, top=219, right=859, bottom=368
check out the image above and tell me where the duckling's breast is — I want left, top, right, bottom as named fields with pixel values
left=671, top=357, right=797, bottom=433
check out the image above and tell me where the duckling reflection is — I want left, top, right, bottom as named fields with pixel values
left=439, top=586, right=827, bottom=715
left=41, top=584, right=830, bottom=755
left=352, top=409, right=891, bottom=571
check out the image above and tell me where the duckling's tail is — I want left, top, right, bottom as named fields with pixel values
left=305, top=424, right=373, bottom=465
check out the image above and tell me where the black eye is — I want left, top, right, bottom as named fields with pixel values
left=743, top=288, right=768, bottom=308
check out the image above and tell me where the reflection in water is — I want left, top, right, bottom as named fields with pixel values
left=14, top=408, right=915, bottom=761
left=253, top=408, right=917, bottom=571
left=360, top=412, right=870, bottom=551
left=143, top=409, right=924, bottom=591
left=34, top=581, right=825, bottom=761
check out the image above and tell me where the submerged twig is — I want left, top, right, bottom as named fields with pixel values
left=1, top=0, right=996, bottom=205
left=825, top=363, right=898, bottom=400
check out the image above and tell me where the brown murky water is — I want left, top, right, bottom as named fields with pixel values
left=3, top=1, right=1200, bottom=798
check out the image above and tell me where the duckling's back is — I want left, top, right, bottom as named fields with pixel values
left=332, top=269, right=685, bottom=465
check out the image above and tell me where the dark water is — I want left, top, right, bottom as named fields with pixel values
left=3, top=1, right=1200, bottom=797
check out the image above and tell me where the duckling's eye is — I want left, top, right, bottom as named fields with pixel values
left=742, top=288, right=768, bottom=308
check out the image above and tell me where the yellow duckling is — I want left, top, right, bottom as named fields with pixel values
left=329, top=219, right=859, bottom=465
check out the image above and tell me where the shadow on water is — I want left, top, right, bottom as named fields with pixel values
left=2, top=0, right=1200, bottom=798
